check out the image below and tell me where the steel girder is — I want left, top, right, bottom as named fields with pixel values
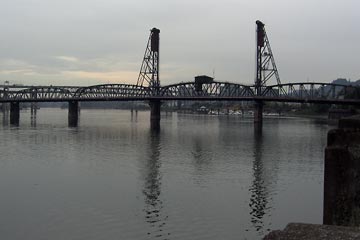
left=5, top=87, right=73, bottom=101
left=0, top=82, right=360, bottom=104
left=74, top=84, right=150, bottom=99
left=159, top=81, right=255, bottom=98
left=262, top=83, right=357, bottom=101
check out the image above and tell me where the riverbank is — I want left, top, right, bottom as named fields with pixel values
left=175, top=108, right=329, bottom=120
left=285, top=112, right=328, bottom=120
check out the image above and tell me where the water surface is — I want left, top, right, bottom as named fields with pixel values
left=0, top=109, right=328, bottom=239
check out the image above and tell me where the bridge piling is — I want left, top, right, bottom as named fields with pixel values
left=10, top=102, right=20, bottom=125
left=1, top=103, right=9, bottom=113
left=149, top=100, right=161, bottom=130
left=31, top=103, right=37, bottom=119
left=68, top=101, right=79, bottom=127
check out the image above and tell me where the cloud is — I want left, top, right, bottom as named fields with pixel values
left=1, top=0, right=359, bottom=85
left=55, top=56, right=79, bottom=62
left=0, top=69, right=34, bottom=75
left=0, top=57, right=143, bottom=84
left=61, top=70, right=138, bottom=84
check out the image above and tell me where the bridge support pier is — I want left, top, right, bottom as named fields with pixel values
left=31, top=103, right=37, bottom=121
left=30, top=103, right=37, bottom=127
left=68, top=101, right=79, bottom=127
left=324, top=117, right=360, bottom=226
left=1, top=103, right=9, bottom=113
left=30, top=103, right=37, bottom=116
left=10, top=102, right=20, bottom=125
left=254, top=100, right=263, bottom=124
left=149, top=100, right=161, bottom=130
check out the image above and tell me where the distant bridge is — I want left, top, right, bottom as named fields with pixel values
left=1, top=21, right=359, bottom=128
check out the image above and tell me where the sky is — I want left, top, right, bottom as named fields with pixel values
left=0, top=0, right=359, bottom=86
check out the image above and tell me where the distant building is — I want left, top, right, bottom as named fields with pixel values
left=197, top=105, right=208, bottom=114
left=194, top=75, right=213, bottom=92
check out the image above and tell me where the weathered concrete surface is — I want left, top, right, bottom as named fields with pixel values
left=324, top=115, right=360, bottom=226
left=68, top=101, right=79, bottom=127
left=149, top=100, right=161, bottom=130
left=254, top=100, right=263, bottom=124
left=10, top=102, right=20, bottom=125
left=263, top=223, right=360, bottom=240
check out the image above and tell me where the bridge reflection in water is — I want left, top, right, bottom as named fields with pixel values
left=249, top=129, right=272, bottom=236
left=141, top=129, right=170, bottom=239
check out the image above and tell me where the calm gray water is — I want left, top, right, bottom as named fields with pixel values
left=0, top=109, right=329, bottom=239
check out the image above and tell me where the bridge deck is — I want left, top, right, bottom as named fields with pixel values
left=1, top=82, right=360, bottom=105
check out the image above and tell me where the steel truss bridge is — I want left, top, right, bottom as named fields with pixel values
left=1, top=21, right=359, bottom=106
left=0, top=82, right=359, bottom=105
left=1, top=22, right=359, bottom=127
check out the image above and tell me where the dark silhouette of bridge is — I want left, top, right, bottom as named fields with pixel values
left=1, top=21, right=359, bottom=128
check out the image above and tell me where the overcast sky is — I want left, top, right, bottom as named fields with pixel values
left=0, top=0, right=359, bottom=86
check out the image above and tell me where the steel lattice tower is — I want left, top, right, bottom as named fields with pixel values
left=255, top=20, right=281, bottom=96
left=137, top=28, right=160, bottom=88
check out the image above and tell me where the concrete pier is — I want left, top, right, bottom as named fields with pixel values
left=2, top=111, right=9, bottom=126
left=30, top=103, right=37, bottom=116
left=323, top=115, right=360, bottom=226
left=30, top=103, right=37, bottom=127
left=1, top=103, right=9, bottom=113
left=254, top=100, right=263, bottom=124
left=30, top=102, right=37, bottom=121
left=149, top=100, right=161, bottom=130
left=68, top=101, right=79, bottom=127
left=10, top=102, right=20, bottom=125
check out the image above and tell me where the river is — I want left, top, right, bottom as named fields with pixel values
left=0, top=109, right=329, bottom=239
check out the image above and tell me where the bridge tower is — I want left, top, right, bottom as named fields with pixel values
left=254, top=20, right=281, bottom=125
left=137, top=28, right=161, bottom=130
left=137, top=28, right=160, bottom=89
